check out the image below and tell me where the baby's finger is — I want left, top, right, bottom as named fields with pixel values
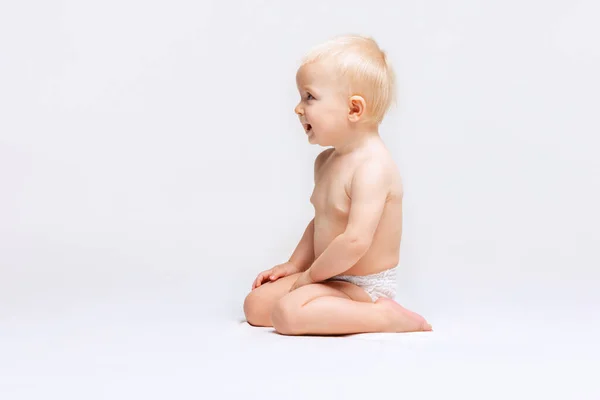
left=269, top=270, right=283, bottom=281
left=253, top=274, right=263, bottom=289
left=255, top=272, right=268, bottom=288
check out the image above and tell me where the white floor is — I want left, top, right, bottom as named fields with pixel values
left=2, top=273, right=598, bottom=400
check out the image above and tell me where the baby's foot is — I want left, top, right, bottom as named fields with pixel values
left=375, top=297, right=433, bottom=333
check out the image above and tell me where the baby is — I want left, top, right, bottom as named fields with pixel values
left=243, top=35, right=432, bottom=335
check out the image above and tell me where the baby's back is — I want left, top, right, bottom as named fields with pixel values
left=311, top=140, right=403, bottom=276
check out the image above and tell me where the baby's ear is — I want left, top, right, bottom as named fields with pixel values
left=348, top=95, right=366, bottom=122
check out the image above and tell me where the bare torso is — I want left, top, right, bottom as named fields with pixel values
left=310, top=140, right=404, bottom=276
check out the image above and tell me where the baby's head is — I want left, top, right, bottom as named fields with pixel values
left=294, top=34, right=396, bottom=146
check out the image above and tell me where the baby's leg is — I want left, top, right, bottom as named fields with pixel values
left=271, top=281, right=432, bottom=335
left=243, top=273, right=302, bottom=327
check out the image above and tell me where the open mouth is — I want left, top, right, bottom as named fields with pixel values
left=304, top=123, right=312, bottom=133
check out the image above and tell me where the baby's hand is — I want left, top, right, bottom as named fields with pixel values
left=252, top=261, right=301, bottom=290
left=289, top=270, right=314, bottom=292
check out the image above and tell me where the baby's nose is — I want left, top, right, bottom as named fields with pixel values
left=294, top=103, right=303, bottom=116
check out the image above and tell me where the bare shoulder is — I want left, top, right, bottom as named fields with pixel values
left=314, top=147, right=335, bottom=181
left=353, top=156, right=392, bottom=186
left=352, top=149, right=404, bottom=199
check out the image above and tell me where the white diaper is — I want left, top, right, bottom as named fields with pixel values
left=327, top=266, right=398, bottom=302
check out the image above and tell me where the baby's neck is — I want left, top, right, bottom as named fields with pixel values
left=333, top=127, right=380, bottom=155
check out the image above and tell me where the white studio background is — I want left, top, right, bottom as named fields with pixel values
left=1, top=0, right=599, bottom=398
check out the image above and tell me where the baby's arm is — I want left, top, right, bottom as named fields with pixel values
left=306, top=160, right=390, bottom=283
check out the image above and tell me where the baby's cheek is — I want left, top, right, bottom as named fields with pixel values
left=328, top=114, right=343, bottom=128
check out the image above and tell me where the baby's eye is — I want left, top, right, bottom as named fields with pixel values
left=307, top=93, right=315, bottom=101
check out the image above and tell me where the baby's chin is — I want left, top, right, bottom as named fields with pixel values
left=306, top=130, right=317, bottom=143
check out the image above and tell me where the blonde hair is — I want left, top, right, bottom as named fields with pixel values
left=300, top=34, right=396, bottom=125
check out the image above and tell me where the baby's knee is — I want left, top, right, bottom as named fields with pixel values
left=271, top=297, right=300, bottom=335
left=243, top=291, right=262, bottom=325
